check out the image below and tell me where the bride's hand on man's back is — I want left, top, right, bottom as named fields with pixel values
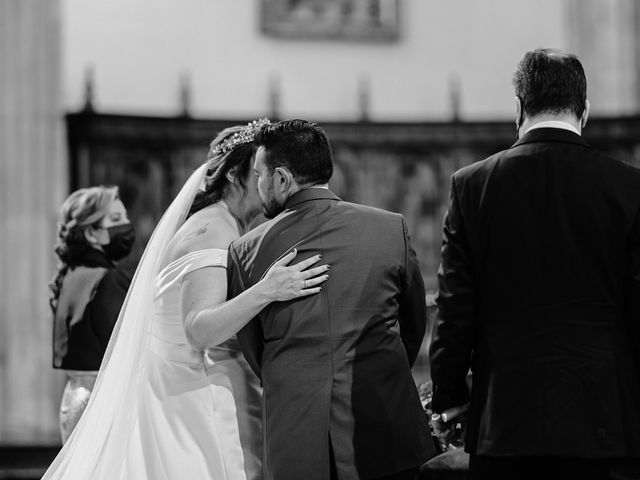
left=259, top=249, right=329, bottom=302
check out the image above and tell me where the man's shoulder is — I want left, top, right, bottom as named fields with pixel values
left=453, top=150, right=505, bottom=184
left=337, top=199, right=403, bottom=220
left=230, top=201, right=403, bottom=256
left=334, top=201, right=405, bottom=232
left=453, top=141, right=640, bottom=196
left=595, top=150, right=640, bottom=177
left=229, top=214, right=285, bottom=256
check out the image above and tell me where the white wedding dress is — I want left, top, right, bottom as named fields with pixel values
left=124, top=248, right=262, bottom=479
left=43, top=164, right=262, bottom=480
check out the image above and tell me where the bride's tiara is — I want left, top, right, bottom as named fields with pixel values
left=211, top=118, right=271, bottom=157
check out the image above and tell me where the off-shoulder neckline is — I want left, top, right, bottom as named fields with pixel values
left=157, top=248, right=228, bottom=279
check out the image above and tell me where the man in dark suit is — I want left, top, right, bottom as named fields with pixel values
left=430, top=48, right=640, bottom=480
left=227, top=119, right=433, bottom=480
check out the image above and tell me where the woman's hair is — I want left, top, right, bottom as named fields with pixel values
left=188, top=126, right=256, bottom=217
left=49, top=186, right=120, bottom=314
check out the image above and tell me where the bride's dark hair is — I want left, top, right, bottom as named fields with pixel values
left=188, top=126, right=256, bottom=217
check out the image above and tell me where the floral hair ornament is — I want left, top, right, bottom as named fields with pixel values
left=211, top=118, right=271, bottom=157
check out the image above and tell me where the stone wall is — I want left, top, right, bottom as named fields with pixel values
left=0, top=0, right=67, bottom=444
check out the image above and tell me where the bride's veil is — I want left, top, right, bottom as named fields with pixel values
left=43, top=163, right=209, bottom=479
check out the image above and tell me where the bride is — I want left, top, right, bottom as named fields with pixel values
left=43, top=119, right=329, bottom=480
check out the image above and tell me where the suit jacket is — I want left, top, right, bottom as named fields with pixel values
left=227, top=188, right=433, bottom=480
left=430, top=127, right=640, bottom=457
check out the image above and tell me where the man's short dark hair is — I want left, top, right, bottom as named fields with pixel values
left=254, top=119, right=333, bottom=185
left=513, top=48, right=587, bottom=118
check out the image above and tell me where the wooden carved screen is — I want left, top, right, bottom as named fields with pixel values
left=65, top=111, right=640, bottom=386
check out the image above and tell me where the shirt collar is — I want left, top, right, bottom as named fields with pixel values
left=525, top=120, right=581, bottom=136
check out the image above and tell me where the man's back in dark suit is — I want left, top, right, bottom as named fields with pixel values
left=431, top=49, right=640, bottom=480
left=432, top=127, right=640, bottom=458
left=227, top=187, right=433, bottom=480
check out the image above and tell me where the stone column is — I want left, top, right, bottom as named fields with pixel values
left=565, top=0, right=640, bottom=115
left=0, top=0, right=67, bottom=444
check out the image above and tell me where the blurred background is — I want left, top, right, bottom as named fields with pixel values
left=2, top=0, right=640, bottom=473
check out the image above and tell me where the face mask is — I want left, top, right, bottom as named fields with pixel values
left=102, top=223, right=135, bottom=261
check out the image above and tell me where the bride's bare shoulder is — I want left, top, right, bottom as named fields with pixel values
left=164, top=205, right=238, bottom=265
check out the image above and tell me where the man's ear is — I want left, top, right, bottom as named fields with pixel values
left=515, top=96, right=523, bottom=128
left=225, top=168, right=237, bottom=184
left=581, top=99, right=590, bottom=129
left=274, top=166, right=293, bottom=192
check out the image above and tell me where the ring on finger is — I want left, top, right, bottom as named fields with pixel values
left=303, top=279, right=308, bottom=289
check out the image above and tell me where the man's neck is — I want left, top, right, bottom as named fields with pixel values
left=519, top=113, right=582, bottom=137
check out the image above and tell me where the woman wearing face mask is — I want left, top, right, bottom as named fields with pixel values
left=49, top=186, right=134, bottom=443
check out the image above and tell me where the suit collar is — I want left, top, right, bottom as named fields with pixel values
left=511, top=127, right=590, bottom=150
left=284, top=187, right=341, bottom=209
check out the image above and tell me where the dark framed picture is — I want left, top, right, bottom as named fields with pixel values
left=261, top=0, right=400, bottom=42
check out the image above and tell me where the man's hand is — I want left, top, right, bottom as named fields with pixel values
left=430, top=403, right=469, bottom=451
